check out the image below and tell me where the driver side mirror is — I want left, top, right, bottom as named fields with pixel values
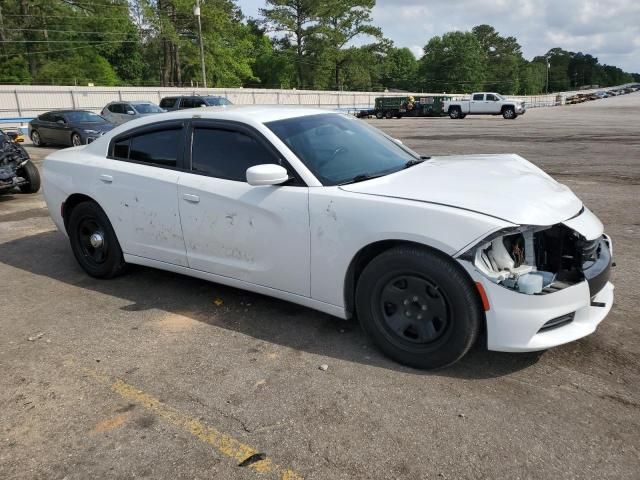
left=246, top=164, right=289, bottom=186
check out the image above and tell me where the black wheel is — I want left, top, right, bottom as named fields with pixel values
left=18, top=160, right=41, bottom=193
left=67, top=201, right=126, bottom=278
left=375, top=111, right=384, bottom=119
left=31, top=130, right=44, bottom=147
left=71, top=132, right=83, bottom=146
left=355, top=246, right=481, bottom=369
left=449, top=108, right=461, bottom=119
left=385, top=110, right=394, bottom=119
left=459, top=114, right=467, bottom=119
left=502, top=107, right=516, bottom=119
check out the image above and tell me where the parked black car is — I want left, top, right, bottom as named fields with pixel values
left=0, top=128, right=40, bottom=195
left=159, top=95, right=232, bottom=111
left=29, top=110, right=115, bottom=147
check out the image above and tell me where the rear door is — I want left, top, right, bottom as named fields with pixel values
left=177, top=120, right=311, bottom=296
left=35, top=113, right=56, bottom=142
left=469, top=94, right=486, bottom=113
left=97, top=120, right=189, bottom=266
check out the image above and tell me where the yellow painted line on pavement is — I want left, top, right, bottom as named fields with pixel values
left=83, top=367, right=303, bottom=480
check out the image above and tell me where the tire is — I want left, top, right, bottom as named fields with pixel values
left=449, top=108, right=461, bottom=119
left=502, top=107, right=516, bottom=119
left=18, top=160, right=41, bottom=193
left=71, top=132, right=83, bottom=146
left=31, top=130, right=44, bottom=147
left=459, top=114, right=467, bottom=119
left=375, top=111, right=384, bottom=119
left=355, top=246, right=481, bottom=369
left=385, top=110, right=394, bottom=119
left=67, top=201, right=127, bottom=279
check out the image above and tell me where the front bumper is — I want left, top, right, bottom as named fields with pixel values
left=459, top=232, right=614, bottom=352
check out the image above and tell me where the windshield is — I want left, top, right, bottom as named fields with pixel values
left=133, top=103, right=164, bottom=114
left=65, top=111, right=106, bottom=123
left=266, top=113, right=420, bottom=186
left=204, top=97, right=232, bottom=106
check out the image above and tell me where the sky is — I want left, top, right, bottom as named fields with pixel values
left=238, top=0, right=640, bottom=73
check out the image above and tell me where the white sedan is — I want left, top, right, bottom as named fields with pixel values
left=42, top=107, right=614, bottom=368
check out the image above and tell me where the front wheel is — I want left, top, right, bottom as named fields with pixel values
left=18, top=160, right=41, bottom=193
left=355, top=246, right=481, bottom=369
left=31, top=130, right=44, bottom=147
left=67, top=201, right=127, bottom=278
left=502, top=107, right=516, bottom=119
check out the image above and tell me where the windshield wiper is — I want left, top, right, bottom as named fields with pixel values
left=404, top=156, right=430, bottom=168
left=339, top=172, right=388, bottom=185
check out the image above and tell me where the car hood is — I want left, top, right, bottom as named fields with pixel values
left=74, top=122, right=114, bottom=132
left=339, top=154, right=583, bottom=225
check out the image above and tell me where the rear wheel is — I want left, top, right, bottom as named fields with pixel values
left=67, top=202, right=126, bottom=278
left=385, top=110, right=394, bottom=119
left=355, top=246, right=481, bottom=369
left=449, top=108, right=461, bottom=119
left=375, top=111, right=384, bottom=119
left=18, top=160, right=41, bottom=193
left=71, top=132, right=83, bottom=146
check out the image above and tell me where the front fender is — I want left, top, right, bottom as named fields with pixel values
left=309, top=187, right=512, bottom=307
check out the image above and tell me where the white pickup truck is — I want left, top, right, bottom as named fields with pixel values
left=443, top=93, right=526, bottom=120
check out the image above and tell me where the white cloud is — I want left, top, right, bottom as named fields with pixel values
left=238, top=0, right=640, bottom=72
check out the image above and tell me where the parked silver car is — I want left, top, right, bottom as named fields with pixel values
left=101, top=101, right=166, bottom=125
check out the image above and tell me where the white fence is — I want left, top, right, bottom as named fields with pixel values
left=0, top=84, right=631, bottom=120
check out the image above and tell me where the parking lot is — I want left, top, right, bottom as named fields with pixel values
left=1, top=94, right=639, bottom=479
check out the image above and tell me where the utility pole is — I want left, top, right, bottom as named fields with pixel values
left=546, top=59, right=550, bottom=94
left=194, top=0, right=207, bottom=88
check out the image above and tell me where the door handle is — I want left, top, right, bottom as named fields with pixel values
left=183, top=193, right=200, bottom=203
left=99, top=174, right=113, bottom=183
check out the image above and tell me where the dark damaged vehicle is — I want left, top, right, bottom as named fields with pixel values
left=0, top=129, right=40, bottom=195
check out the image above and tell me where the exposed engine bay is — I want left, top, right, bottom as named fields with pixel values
left=472, top=224, right=611, bottom=296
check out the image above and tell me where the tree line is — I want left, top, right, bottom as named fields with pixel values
left=0, top=0, right=637, bottom=93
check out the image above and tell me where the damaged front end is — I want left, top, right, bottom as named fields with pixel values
left=0, top=132, right=30, bottom=193
left=463, top=221, right=612, bottom=299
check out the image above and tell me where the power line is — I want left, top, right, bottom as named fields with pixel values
left=5, top=28, right=139, bottom=36
left=0, top=41, right=134, bottom=58
left=1, top=40, right=137, bottom=43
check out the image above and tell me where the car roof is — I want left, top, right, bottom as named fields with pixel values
left=41, top=109, right=95, bottom=115
left=116, top=105, right=338, bottom=125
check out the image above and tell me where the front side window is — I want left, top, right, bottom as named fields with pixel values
left=203, top=97, right=232, bottom=106
left=266, top=114, right=419, bottom=186
left=133, top=103, right=164, bottom=114
left=65, top=111, right=106, bottom=123
left=472, top=94, right=484, bottom=101
left=191, top=127, right=279, bottom=181
left=486, top=94, right=497, bottom=101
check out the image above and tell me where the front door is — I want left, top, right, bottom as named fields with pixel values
left=177, top=120, right=310, bottom=296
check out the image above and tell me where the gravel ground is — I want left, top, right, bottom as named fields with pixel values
left=1, top=93, right=639, bottom=479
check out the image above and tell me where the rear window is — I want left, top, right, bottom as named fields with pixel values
left=160, top=98, right=177, bottom=108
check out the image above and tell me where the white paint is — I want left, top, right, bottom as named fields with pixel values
left=42, top=107, right=613, bottom=353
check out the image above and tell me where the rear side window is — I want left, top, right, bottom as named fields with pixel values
left=108, top=103, right=124, bottom=113
left=191, top=127, right=279, bottom=181
left=39, top=113, right=54, bottom=121
left=472, top=94, right=484, bottom=101
left=110, top=126, right=183, bottom=168
left=160, top=97, right=176, bottom=108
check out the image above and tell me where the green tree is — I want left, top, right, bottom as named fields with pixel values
left=382, top=47, right=418, bottom=91
left=316, top=0, right=382, bottom=89
left=472, top=24, right=522, bottom=94
left=260, top=0, right=320, bottom=87
left=418, top=31, right=486, bottom=93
